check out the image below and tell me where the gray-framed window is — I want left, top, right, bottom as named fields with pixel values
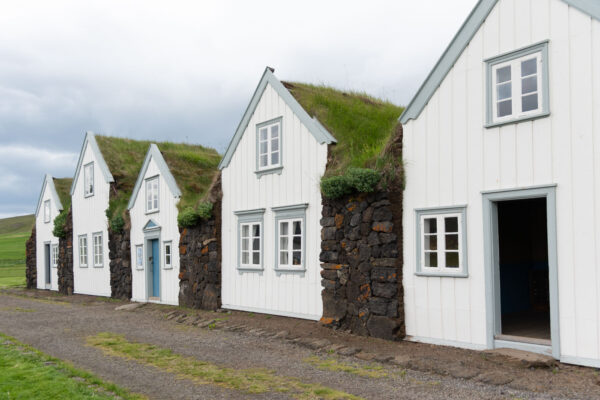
left=78, top=234, right=88, bottom=268
left=84, top=162, right=94, bottom=197
left=234, top=209, right=265, bottom=271
left=92, top=232, right=103, bottom=267
left=273, top=204, right=308, bottom=272
left=52, top=244, right=58, bottom=268
left=145, top=176, right=159, bottom=213
left=43, top=200, right=51, bottom=223
left=135, top=244, right=144, bottom=270
left=486, top=41, right=549, bottom=128
left=255, top=117, right=283, bottom=176
left=415, top=206, right=467, bottom=277
left=164, top=241, right=172, bottom=269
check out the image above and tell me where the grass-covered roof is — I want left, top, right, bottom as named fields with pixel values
left=52, top=178, right=73, bottom=211
left=282, top=82, right=404, bottom=176
left=94, top=136, right=220, bottom=226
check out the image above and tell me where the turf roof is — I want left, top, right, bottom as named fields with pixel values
left=282, top=82, right=404, bottom=176
left=94, top=136, right=220, bottom=221
left=52, top=178, right=73, bottom=212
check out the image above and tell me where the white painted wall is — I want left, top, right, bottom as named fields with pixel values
left=72, top=142, right=111, bottom=297
left=222, top=82, right=328, bottom=320
left=403, top=0, right=600, bottom=364
left=35, top=181, right=59, bottom=291
left=129, top=157, right=180, bottom=306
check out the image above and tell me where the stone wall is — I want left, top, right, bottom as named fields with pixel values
left=58, top=210, right=74, bottom=294
left=178, top=176, right=222, bottom=310
left=109, top=216, right=132, bottom=300
left=25, top=227, right=36, bottom=289
left=320, top=191, right=404, bottom=340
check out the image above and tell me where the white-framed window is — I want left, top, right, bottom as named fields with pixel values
left=92, top=232, right=103, bottom=267
left=416, top=207, right=467, bottom=277
left=164, top=241, right=172, bottom=269
left=486, top=42, right=549, bottom=127
left=145, top=176, right=159, bottom=213
left=235, top=209, right=265, bottom=270
left=78, top=235, right=88, bottom=267
left=43, top=200, right=51, bottom=223
left=135, top=245, right=143, bottom=270
left=257, top=118, right=281, bottom=170
left=84, top=162, right=94, bottom=197
left=273, top=204, right=308, bottom=271
left=52, top=244, right=58, bottom=268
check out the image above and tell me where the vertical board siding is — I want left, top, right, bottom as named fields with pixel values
left=72, top=143, right=111, bottom=297
left=35, top=183, right=60, bottom=291
left=129, top=158, right=180, bottom=306
left=221, top=83, right=327, bottom=320
left=403, top=0, right=600, bottom=362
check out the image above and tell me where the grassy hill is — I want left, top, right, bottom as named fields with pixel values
left=0, top=214, right=33, bottom=288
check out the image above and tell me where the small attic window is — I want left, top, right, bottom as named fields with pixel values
left=84, top=162, right=94, bottom=197
left=256, top=117, right=282, bottom=174
left=43, top=200, right=51, bottom=223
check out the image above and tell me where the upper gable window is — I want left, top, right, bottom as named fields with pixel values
left=145, top=176, right=159, bottom=213
left=84, top=162, right=94, bottom=197
left=486, top=42, right=549, bottom=128
left=256, top=117, right=282, bottom=173
left=43, top=200, right=51, bottom=223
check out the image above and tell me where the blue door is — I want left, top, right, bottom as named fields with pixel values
left=151, top=239, right=160, bottom=297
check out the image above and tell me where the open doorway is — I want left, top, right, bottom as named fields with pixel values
left=497, top=198, right=550, bottom=343
left=45, top=243, right=51, bottom=287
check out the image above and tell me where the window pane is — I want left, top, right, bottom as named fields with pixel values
left=260, top=128, right=268, bottom=141
left=497, top=82, right=512, bottom=101
left=280, top=222, right=288, bottom=236
left=497, top=100, right=512, bottom=117
left=280, top=251, right=288, bottom=265
left=252, top=252, right=260, bottom=265
left=271, top=138, right=279, bottom=152
left=293, top=221, right=301, bottom=235
left=242, top=225, right=249, bottom=237
left=271, top=124, right=279, bottom=138
left=445, top=217, right=458, bottom=233
left=280, top=237, right=288, bottom=250
left=271, top=152, right=279, bottom=165
left=496, top=66, right=511, bottom=83
left=252, top=238, right=260, bottom=251
left=522, top=93, right=538, bottom=112
left=521, top=76, right=537, bottom=94
left=293, top=236, right=301, bottom=250
left=260, top=141, right=268, bottom=154
left=521, top=58, right=537, bottom=76
left=424, top=235, right=437, bottom=250
left=425, top=252, right=438, bottom=268
left=292, top=251, right=301, bottom=265
left=446, top=252, right=459, bottom=268
left=446, top=234, right=459, bottom=250
left=253, top=224, right=260, bottom=237
left=242, top=251, right=249, bottom=264
left=260, top=155, right=268, bottom=167
left=242, top=238, right=248, bottom=251
left=424, top=218, right=437, bottom=234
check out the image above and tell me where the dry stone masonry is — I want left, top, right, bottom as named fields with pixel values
left=57, top=209, right=74, bottom=294
left=320, top=192, right=404, bottom=340
left=109, top=219, right=132, bottom=300
left=25, top=226, right=36, bottom=289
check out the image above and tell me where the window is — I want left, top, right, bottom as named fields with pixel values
left=135, top=245, right=143, bottom=270
left=416, top=207, right=467, bottom=277
left=486, top=41, right=549, bottom=127
left=273, top=204, right=307, bottom=271
left=164, top=241, right=172, bottom=269
left=234, top=209, right=265, bottom=270
left=43, top=200, right=51, bottom=223
left=52, top=244, right=58, bottom=268
left=256, top=118, right=282, bottom=171
left=79, top=235, right=88, bottom=267
left=84, top=162, right=94, bottom=197
left=146, top=177, right=159, bottom=213
left=92, top=232, right=103, bottom=267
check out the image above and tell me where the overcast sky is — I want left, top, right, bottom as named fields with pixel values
left=0, top=0, right=478, bottom=218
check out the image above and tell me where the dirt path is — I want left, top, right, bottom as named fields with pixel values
left=0, top=289, right=598, bottom=399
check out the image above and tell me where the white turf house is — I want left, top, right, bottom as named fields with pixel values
left=401, top=0, right=600, bottom=367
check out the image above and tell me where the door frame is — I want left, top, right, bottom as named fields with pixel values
left=482, top=185, right=560, bottom=359
left=143, top=223, right=161, bottom=301
left=44, top=241, right=51, bottom=288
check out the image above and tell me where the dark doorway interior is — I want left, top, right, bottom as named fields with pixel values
left=45, top=244, right=51, bottom=285
left=497, top=198, right=550, bottom=341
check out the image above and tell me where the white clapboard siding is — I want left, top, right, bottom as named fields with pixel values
left=403, top=0, right=600, bottom=362
left=129, top=158, right=180, bottom=306
left=222, top=82, right=328, bottom=320
left=72, top=142, right=111, bottom=297
left=35, top=181, right=60, bottom=291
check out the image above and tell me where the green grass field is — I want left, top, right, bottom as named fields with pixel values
left=0, top=215, right=33, bottom=288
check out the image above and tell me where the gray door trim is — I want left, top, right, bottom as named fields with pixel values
left=144, top=227, right=161, bottom=301
left=482, top=185, right=560, bottom=359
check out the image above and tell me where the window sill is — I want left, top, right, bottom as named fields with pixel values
left=274, top=267, right=306, bottom=274
left=485, top=111, right=550, bottom=129
left=80, top=265, right=88, bottom=268
left=135, top=266, right=144, bottom=271
left=164, top=266, right=173, bottom=270
left=415, top=271, right=468, bottom=278
left=93, top=264, right=104, bottom=268
left=255, top=166, right=283, bottom=178
left=237, top=266, right=264, bottom=273
left=145, top=210, right=160, bottom=215
left=84, top=193, right=94, bottom=198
